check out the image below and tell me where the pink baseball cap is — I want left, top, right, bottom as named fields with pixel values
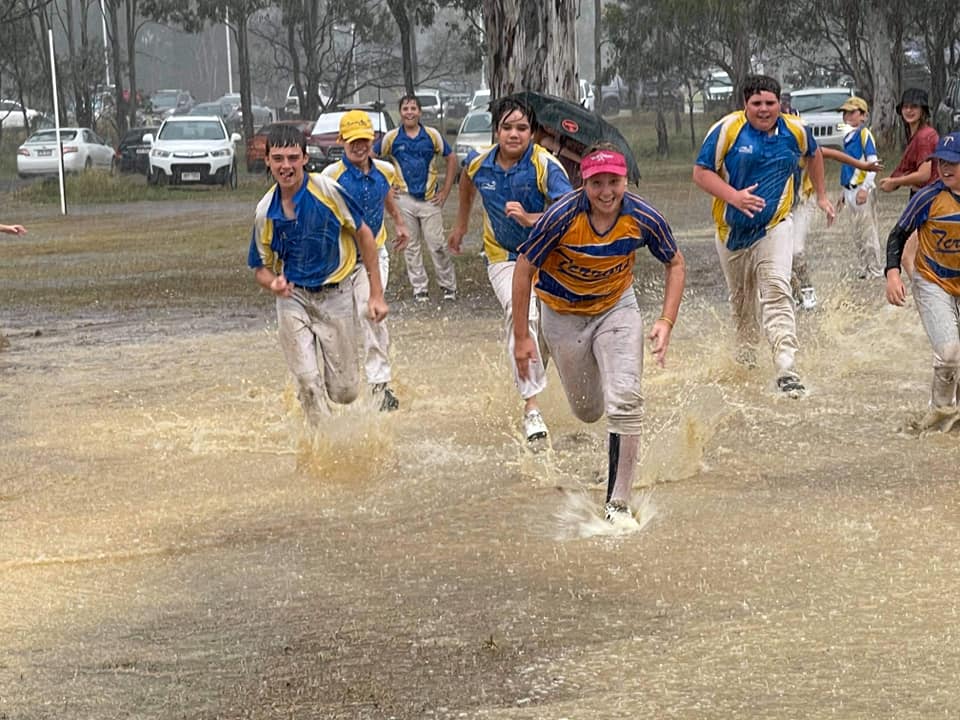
left=580, top=149, right=627, bottom=179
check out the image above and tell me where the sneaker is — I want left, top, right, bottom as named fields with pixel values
left=604, top=500, right=631, bottom=522
left=441, top=287, right=457, bottom=301
left=413, top=291, right=430, bottom=303
left=372, top=383, right=399, bottom=412
left=799, top=286, right=817, bottom=311
left=776, top=375, right=806, bottom=399
left=523, top=409, right=548, bottom=441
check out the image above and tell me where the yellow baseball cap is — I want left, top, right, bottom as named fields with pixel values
left=839, top=96, right=869, bottom=113
left=338, top=110, right=375, bottom=142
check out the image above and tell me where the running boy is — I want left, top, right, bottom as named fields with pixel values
left=837, top=96, right=883, bottom=278
left=512, top=146, right=685, bottom=521
left=884, top=131, right=960, bottom=431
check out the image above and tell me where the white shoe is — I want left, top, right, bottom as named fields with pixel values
left=799, top=286, right=817, bottom=310
left=523, top=409, right=548, bottom=441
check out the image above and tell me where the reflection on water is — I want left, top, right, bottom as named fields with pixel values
left=2, top=195, right=960, bottom=717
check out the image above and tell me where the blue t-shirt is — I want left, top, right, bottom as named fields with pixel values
left=374, top=124, right=450, bottom=200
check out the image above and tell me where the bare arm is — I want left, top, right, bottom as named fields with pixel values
left=806, top=148, right=836, bottom=225
left=511, top=254, right=539, bottom=380
left=384, top=188, right=410, bottom=250
left=254, top=265, right=293, bottom=297
left=448, top=170, right=476, bottom=254
left=880, top=160, right=932, bottom=192
left=432, top=151, right=458, bottom=206
left=692, top=164, right=765, bottom=218
left=820, top=146, right=882, bottom=173
left=354, top=222, right=388, bottom=322
left=0, top=224, right=26, bottom=236
left=648, top=251, right=686, bottom=368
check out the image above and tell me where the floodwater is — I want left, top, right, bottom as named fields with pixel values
left=2, top=176, right=959, bottom=719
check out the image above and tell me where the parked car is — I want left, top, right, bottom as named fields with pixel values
left=469, top=88, right=491, bottom=112
left=245, top=120, right=313, bottom=172
left=16, top=127, right=116, bottom=177
left=704, top=69, right=734, bottom=110
left=416, top=88, right=445, bottom=130
left=145, top=115, right=241, bottom=188
left=147, top=89, right=194, bottom=120
left=225, top=104, right=274, bottom=136
left=454, top=109, right=493, bottom=166
left=935, top=74, right=960, bottom=134
left=791, top=86, right=855, bottom=148
left=116, top=126, right=159, bottom=174
left=0, top=99, right=44, bottom=129
left=189, top=101, right=231, bottom=121
left=579, top=80, right=596, bottom=112
left=305, top=104, right=394, bottom=172
left=285, top=83, right=332, bottom=117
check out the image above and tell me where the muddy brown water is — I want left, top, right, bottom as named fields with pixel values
left=2, top=177, right=959, bottom=719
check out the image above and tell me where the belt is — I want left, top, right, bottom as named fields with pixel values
left=842, top=183, right=860, bottom=190
left=300, top=282, right=339, bottom=292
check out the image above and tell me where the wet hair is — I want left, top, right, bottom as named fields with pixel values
left=742, top=74, right=781, bottom=103
left=492, top=96, right=537, bottom=131
left=398, top=94, right=421, bottom=111
left=265, top=124, right=306, bottom=155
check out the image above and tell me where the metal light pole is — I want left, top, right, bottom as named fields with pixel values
left=225, top=8, right=234, bottom=94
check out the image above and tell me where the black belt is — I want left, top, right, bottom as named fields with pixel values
left=300, top=282, right=339, bottom=292
left=842, top=183, right=860, bottom=190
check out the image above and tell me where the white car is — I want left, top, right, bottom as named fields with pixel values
left=145, top=115, right=241, bottom=188
left=0, top=99, right=44, bottom=129
left=454, top=109, right=493, bottom=166
left=791, top=87, right=855, bottom=148
left=16, top=127, right=115, bottom=178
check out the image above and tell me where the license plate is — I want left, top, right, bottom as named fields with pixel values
left=182, top=171, right=201, bottom=181
left=136, top=148, right=149, bottom=154
left=37, top=149, right=52, bottom=156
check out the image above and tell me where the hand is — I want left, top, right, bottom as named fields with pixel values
left=864, top=159, right=883, bottom=172
left=514, top=335, right=538, bottom=380
left=878, top=177, right=898, bottom=193
left=732, top=183, right=765, bottom=218
left=393, top=224, right=410, bottom=251
left=505, top=201, right=532, bottom=227
left=430, top=189, right=448, bottom=206
left=367, top=294, right=389, bottom=322
left=855, top=189, right=869, bottom=206
left=817, top=196, right=837, bottom=227
left=648, top=320, right=672, bottom=368
left=270, top=274, right=293, bottom=297
left=448, top=228, right=465, bottom=255
left=0, top=224, right=26, bottom=236
left=885, top=270, right=907, bottom=306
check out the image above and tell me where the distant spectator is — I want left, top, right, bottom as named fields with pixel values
left=780, top=92, right=800, bottom=117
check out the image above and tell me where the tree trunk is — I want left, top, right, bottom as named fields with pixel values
left=106, top=0, right=126, bottom=134
left=482, top=0, right=577, bottom=101
left=124, top=0, right=138, bottom=129
left=385, top=0, right=415, bottom=95
left=236, top=15, right=254, bottom=140
left=862, top=6, right=898, bottom=149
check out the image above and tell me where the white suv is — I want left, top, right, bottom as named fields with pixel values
left=145, top=115, right=241, bottom=188
left=790, top=87, right=855, bottom=148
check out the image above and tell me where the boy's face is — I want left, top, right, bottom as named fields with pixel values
left=266, top=143, right=307, bottom=192
left=344, top=138, right=372, bottom=167
left=938, top=159, right=960, bottom=190
left=495, top=109, right=532, bottom=160
left=399, top=100, right=421, bottom=127
left=744, top=91, right=780, bottom=132
left=843, top=109, right=865, bottom=127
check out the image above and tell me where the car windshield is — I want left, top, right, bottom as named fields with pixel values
left=189, top=104, right=222, bottom=116
left=793, top=93, right=850, bottom=113
left=311, top=111, right=387, bottom=135
left=122, top=128, right=153, bottom=143
left=462, top=112, right=491, bottom=134
left=417, top=95, right=439, bottom=108
left=159, top=121, right=225, bottom=141
left=27, top=130, right=78, bottom=143
left=151, top=92, right=181, bottom=111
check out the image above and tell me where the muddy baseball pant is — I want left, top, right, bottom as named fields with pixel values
left=487, top=260, right=547, bottom=400
left=912, top=275, right=960, bottom=409
left=539, top=288, right=644, bottom=436
left=397, top=193, right=457, bottom=295
left=276, top=283, right=360, bottom=423
left=840, top=187, right=883, bottom=278
left=352, top=247, right=392, bottom=385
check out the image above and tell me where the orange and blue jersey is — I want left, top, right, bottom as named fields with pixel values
left=696, top=110, right=816, bottom=251
left=519, top=188, right=679, bottom=315
left=374, top=124, right=450, bottom=200
left=895, top=180, right=960, bottom=296
left=463, top=143, right=572, bottom=264
left=247, top=173, right=365, bottom=288
left=321, top=157, right=400, bottom=249
left=840, top=126, right=878, bottom=189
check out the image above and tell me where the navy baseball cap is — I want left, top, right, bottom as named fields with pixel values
left=930, top=132, right=960, bottom=164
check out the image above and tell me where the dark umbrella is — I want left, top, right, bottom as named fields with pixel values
left=504, top=90, right=641, bottom=183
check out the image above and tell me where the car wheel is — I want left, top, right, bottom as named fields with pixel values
left=84, top=156, right=93, bottom=171
left=147, top=168, right=157, bottom=185
left=601, top=97, right=620, bottom=116
left=109, top=158, right=117, bottom=176
left=224, top=162, right=237, bottom=190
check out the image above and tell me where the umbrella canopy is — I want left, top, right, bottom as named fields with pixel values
left=505, top=90, right=641, bottom=183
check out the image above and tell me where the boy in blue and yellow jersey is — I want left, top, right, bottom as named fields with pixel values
left=693, top=74, right=836, bottom=398
left=322, top=110, right=410, bottom=412
left=248, top=124, right=387, bottom=425
left=374, top=95, right=458, bottom=301
left=837, top=96, right=883, bottom=279
left=448, top=97, right=573, bottom=442
left=513, top=147, right=685, bottom=523
left=885, top=132, right=960, bottom=432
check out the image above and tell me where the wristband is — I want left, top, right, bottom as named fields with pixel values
left=658, top=316, right=675, bottom=328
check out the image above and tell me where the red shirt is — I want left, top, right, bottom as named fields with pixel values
left=891, top=125, right=939, bottom=187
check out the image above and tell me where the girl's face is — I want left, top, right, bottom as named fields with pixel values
left=584, top=172, right=627, bottom=216
left=900, top=102, right=923, bottom=124
left=939, top=158, right=960, bottom=190
left=496, top=110, right=532, bottom=160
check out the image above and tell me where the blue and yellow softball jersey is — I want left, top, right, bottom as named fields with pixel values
left=840, top=126, right=878, bottom=189
left=373, top=125, right=450, bottom=201
left=463, top=143, right=572, bottom=264
left=247, top=173, right=365, bottom=288
left=696, top=111, right=816, bottom=251
left=519, top=188, right=679, bottom=315
left=895, top=180, right=960, bottom=295
left=321, top=157, right=401, bottom=248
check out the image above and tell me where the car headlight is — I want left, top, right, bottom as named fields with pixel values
left=306, top=146, right=323, bottom=157
left=152, top=148, right=170, bottom=158
left=210, top=148, right=231, bottom=157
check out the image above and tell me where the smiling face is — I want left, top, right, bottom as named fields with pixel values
left=744, top=91, right=780, bottom=133
left=842, top=109, right=865, bottom=128
left=939, top=158, right=960, bottom=190
left=900, top=102, right=924, bottom=126
left=495, top=109, right=532, bottom=161
left=584, top=172, right=627, bottom=217
left=399, top=99, right=421, bottom=129
left=265, top=143, right=307, bottom=194
left=343, top=137, right=372, bottom=169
